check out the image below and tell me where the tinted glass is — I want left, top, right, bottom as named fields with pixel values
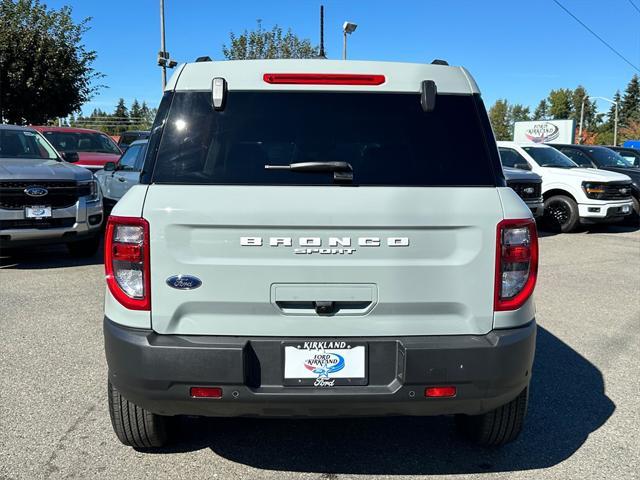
left=523, top=146, right=577, bottom=168
left=151, top=92, right=497, bottom=186
left=119, top=132, right=149, bottom=148
left=43, top=131, right=121, bottom=155
left=587, top=147, right=633, bottom=167
left=559, top=148, right=593, bottom=167
left=118, top=144, right=144, bottom=170
left=499, top=148, right=528, bottom=168
left=0, top=129, right=58, bottom=160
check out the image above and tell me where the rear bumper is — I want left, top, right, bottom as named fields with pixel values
left=104, top=317, right=536, bottom=418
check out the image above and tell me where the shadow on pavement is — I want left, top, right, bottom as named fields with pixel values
left=145, top=326, right=615, bottom=475
left=0, top=242, right=103, bottom=269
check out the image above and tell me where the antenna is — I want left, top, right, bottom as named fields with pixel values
left=318, top=5, right=326, bottom=58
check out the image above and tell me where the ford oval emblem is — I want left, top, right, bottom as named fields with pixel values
left=24, top=186, right=48, bottom=197
left=166, top=275, right=202, bottom=290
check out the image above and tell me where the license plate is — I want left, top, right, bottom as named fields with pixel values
left=283, top=341, right=367, bottom=387
left=25, top=206, right=52, bottom=219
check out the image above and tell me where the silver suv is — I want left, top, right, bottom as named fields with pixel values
left=0, top=125, right=103, bottom=256
left=104, top=59, right=538, bottom=448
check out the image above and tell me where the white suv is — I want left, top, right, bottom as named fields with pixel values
left=498, top=141, right=633, bottom=232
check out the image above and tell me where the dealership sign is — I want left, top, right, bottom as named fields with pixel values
left=513, top=119, right=575, bottom=144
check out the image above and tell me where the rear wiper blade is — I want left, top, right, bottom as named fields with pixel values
left=265, top=161, right=353, bottom=183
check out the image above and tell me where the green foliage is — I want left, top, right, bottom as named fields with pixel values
left=510, top=104, right=531, bottom=123
left=70, top=98, right=156, bottom=135
left=222, top=20, right=318, bottom=60
left=547, top=88, right=573, bottom=119
left=488, top=99, right=511, bottom=140
left=0, top=0, right=102, bottom=124
left=620, top=74, right=640, bottom=127
left=570, top=85, right=598, bottom=130
left=533, top=100, right=549, bottom=120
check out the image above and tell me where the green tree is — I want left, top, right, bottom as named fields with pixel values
left=620, top=74, right=640, bottom=127
left=0, top=0, right=101, bottom=124
left=509, top=104, right=531, bottom=124
left=547, top=88, right=573, bottom=119
left=571, top=86, right=598, bottom=130
left=488, top=99, right=511, bottom=141
left=222, top=20, right=318, bottom=60
left=130, top=99, right=142, bottom=121
left=533, top=100, right=549, bottom=120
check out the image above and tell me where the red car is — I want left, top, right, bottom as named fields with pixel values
left=32, top=126, right=122, bottom=172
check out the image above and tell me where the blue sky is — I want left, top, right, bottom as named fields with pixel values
left=47, top=0, right=640, bottom=117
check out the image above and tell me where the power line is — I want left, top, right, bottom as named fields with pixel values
left=628, top=0, right=640, bottom=14
left=552, top=0, right=640, bottom=73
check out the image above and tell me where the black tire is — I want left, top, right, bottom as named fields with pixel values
left=66, top=235, right=100, bottom=258
left=108, top=381, right=169, bottom=448
left=456, top=387, right=528, bottom=447
left=543, top=195, right=580, bottom=233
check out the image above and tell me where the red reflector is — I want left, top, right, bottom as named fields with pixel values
left=502, top=245, right=531, bottom=262
left=190, top=387, right=223, bottom=399
left=425, top=386, right=457, bottom=398
left=112, top=243, right=142, bottom=262
left=263, top=73, right=385, bottom=85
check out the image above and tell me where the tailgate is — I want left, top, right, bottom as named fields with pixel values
left=144, top=185, right=502, bottom=336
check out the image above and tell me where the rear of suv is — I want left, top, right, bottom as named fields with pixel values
left=104, top=59, right=538, bottom=448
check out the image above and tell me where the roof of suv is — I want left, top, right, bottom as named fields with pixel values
left=167, top=59, right=480, bottom=94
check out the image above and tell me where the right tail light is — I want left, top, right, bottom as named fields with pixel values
left=495, top=218, right=538, bottom=311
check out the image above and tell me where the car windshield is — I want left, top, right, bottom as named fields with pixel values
left=150, top=91, right=498, bottom=186
left=43, top=131, right=121, bottom=155
left=588, top=147, right=632, bottom=167
left=523, top=146, right=577, bottom=168
left=0, top=129, right=59, bottom=160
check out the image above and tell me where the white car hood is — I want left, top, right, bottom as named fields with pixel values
left=541, top=167, right=631, bottom=182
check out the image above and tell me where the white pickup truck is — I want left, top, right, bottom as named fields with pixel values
left=498, top=141, right=633, bottom=232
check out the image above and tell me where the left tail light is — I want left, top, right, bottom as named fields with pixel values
left=495, top=218, right=538, bottom=311
left=105, top=216, right=150, bottom=310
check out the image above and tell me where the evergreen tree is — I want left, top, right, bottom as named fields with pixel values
left=488, top=99, right=511, bottom=141
left=547, top=88, right=573, bottom=119
left=509, top=104, right=531, bottom=124
left=620, top=75, right=640, bottom=127
left=533, top=100, right=549, bottom=120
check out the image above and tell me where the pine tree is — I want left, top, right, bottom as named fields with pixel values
left=488, top=99, right=511, bottom=141
left=620, top=75, right=640, bottom=127
left=547, top=88, right=573, bottom=119
left=509, top=104, right=531, bottom=124
left=533, top=100, right=549, bottom=120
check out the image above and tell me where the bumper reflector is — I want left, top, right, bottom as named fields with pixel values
left=425, top=386, right=457, bottom=398
left=190, top=387, right=223, bottom=399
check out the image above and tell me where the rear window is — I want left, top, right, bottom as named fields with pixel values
left=150, top=91, right=498, bottom=186
left=43, top=131, right=121, bottom=155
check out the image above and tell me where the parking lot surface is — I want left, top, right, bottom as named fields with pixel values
left=1, top=226, right=639, bottom=480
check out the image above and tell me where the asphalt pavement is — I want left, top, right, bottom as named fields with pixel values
left=1, top=225, right=638, bottom=480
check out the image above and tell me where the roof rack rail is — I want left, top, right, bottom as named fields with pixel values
left=195, top=56, right=212, bottom=62
left=431, top=59, right=449, bottom=66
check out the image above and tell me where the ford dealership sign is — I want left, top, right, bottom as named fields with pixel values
left=513, top=119, right=575, bottom=144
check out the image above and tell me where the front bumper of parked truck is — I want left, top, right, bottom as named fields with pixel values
left=104, top=317, right=536, bottom=418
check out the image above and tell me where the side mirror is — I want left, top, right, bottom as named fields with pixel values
left=62, top=151, right=79, bottom=163
left=104, top=162, right=117, bottom=172
left=513, top=162, right=532, bottom=171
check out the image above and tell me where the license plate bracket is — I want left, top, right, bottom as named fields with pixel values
left=25, top=206, right=52, bottom=219
left=283, top=341, right=368, bottom=386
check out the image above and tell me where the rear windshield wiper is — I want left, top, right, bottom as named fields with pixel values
left=265, top=161, right=353, bottom=183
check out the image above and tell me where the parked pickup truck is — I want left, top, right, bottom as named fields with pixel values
left=0, top=125, right=103, bottom=256
left=498, top=141, right=633, bottom=232
left=104, top=59, right=538, bottom=449
left=503, top=167, right=544, bottom=217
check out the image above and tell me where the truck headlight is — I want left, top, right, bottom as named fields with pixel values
left=582, top=182, right=606, bottom=200
left=80, top=179, right=101, bottom=202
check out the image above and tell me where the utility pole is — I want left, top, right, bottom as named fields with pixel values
left=578, top=96, right=586, bottom=144
left=160, top=0, right=167, bottom=90
left=613, top=101, right=619, bottom=146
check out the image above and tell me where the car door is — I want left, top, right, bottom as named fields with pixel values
left=108, top=143, right=144, bottom=200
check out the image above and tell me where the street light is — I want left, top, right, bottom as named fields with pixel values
left=158, top=0, right=178, bottom=90
left=342, top=21, right=357, bottom=60
left=579, top=95, right=619, bottom=145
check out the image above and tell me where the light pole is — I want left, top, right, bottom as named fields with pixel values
left=342, top=22, right=357, bottom=60
left=158, top=0, right=177, bottom=90
left=581, top=96, right=619, bottom=146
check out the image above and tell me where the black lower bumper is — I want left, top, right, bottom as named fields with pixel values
left=104, top=317, right=536, bottom=418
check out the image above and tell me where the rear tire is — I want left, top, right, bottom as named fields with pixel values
left=108, top=381, right=169, bottom=448
left=67, top=236, right=100, bottom=258
left=456, top=387, right=528, bottom=447
left=543, top=195, right=580, bottom=233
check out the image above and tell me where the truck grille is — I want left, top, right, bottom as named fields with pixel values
left=0, top=218, right=76, bottom=230
left=0, top=181, right=89, bottom=210
left=508, top=181, right=542, bottom=200
left=601, top=182, right=633, bottom=200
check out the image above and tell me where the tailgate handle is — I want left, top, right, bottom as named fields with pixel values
left=274, top=300, right=373, bottom=316
left=313, top=301, right=334, bottom=315
left=271, top=283, right=378, bottom=316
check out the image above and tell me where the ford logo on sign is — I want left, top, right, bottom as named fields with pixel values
left=24, top=186, right=48, bottom=197
left=166, top=275, right=202, bottom=290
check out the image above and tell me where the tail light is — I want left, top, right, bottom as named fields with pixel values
left=495, top=218, right=538, bottom=311
left=263, top=73, right=386, bottom=85
left=105, top=216, right=150, bottom=310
